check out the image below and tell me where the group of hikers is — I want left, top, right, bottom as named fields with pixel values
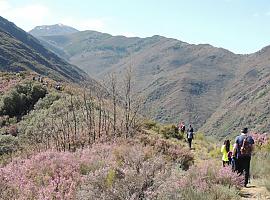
left=178, top=122, right=254, bottom=187
left=33, top=75, right=63, bottom=91
left=221, top=127, right=254, bottom=187
left=178, top=122, right=194, bottom=149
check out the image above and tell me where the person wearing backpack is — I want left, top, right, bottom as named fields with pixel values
left=232, top=128, right=254, bottom=187
left=187, top=124, right=194, bottom=149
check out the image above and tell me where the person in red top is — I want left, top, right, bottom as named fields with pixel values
left=178, top=122, right=185, bottom=134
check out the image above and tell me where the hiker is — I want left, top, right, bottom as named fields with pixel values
left=221, top=140, right=232, bottom=167
left=187, top=124, right=194, bottom=149
left=232, top=127, right=254, bottom=187
left=178, top=121, right=185, bottom=134
left=55, top=83, right=61, bottom=91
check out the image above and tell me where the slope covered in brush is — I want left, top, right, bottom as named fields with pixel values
left=0, top=16, right=88, bottom=82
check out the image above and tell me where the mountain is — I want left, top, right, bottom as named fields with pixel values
left=0, top=16, right=87, bottom=82
left=33, top=27, right=270, bottom=136
left=29, top=24, right=79, bottom=37
left=35, top=31, right=240, bottom=127
left=200, top=48, right=270, bottom=137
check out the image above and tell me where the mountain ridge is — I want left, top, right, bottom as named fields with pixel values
left=30, top=23, right=270, bottom=136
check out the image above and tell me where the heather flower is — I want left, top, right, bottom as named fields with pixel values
left=177, top=162, right=244, bottom=194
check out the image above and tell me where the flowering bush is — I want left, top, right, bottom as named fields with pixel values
left=250, top=133, right=270, bottom=187
left=138, top=134, right=194, bottom=170
left=0, top=141, right=172, bottom=199
left=178, top=163, right=244, bottom=192
left=77, top=143, right=173, bottom=200
left=0, top=151, right=82, bottom=199
left=0, top=137, right=244, bottom=200
left=249, top=132, right=269, bottom=148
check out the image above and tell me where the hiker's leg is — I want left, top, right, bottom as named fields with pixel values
left=188, top=139, right=192, bottom=149
left=243, top=157, right=251, bottom=186
left=228, top=158, right=232, bottom=165
left=237, top=157, right=244, bottom=174
left=232, top=159, right=236, bottom=171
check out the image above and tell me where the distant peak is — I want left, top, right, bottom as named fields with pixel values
left=29, top=24, right=79, bottom=36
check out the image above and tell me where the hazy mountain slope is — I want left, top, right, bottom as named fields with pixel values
left=29, top=24, right=78, bottom=37
left=200, top=48, right=270, bottom=136
left=102, top=40, right=242, bottom=127
left=35, top=27, right=270, bottom=134
left=38, top=30, right=243, bottom=128
left=0, top=16, right=87, bottom=82
left=37, top=32, right=168, bottom=76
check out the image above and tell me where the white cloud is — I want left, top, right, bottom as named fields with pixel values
left=0, top=0, right=50, bottom=31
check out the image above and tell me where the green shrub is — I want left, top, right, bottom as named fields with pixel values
left=0, top=83, right=47, bottom=118
left=0, top=135, right=19, bottom=156
left=160, top=124, right=182, bottom=139
left=142, top=119, right=157, bottom=130
left=34, top=92, right=61, bottom=110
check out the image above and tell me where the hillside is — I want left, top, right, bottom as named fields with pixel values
left=200, top=48, right=270, bottom=137
left=1, top=77, right=269, bottom=200
left=0, top=16, right=87, bottom=82
left=35, top=30, right=242, bottom=129
left=33, top=26, right=270, bottom=135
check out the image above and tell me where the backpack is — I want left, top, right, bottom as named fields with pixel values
left=227, top=151, right=232, bottom=159
left=240, top=136, right=252, bottom=156
left=187, top=132, right=193, bottom=139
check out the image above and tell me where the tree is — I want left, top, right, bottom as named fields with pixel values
left=0, top=82, right=47, bottom=118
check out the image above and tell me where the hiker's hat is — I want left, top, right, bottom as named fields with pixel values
left=241, top=127, right=248, bottom=133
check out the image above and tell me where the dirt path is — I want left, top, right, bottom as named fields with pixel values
left=240, top=180, right=270, bottom=200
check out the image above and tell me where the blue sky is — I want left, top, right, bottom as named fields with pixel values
left=0, top=0, right=270, bottom=54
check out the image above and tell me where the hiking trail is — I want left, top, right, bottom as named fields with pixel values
left=240, top=180, right=270, bottom=200
left=191, top=140, right=270, bottom=199
left=143, top=129, right=270, bottom=199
